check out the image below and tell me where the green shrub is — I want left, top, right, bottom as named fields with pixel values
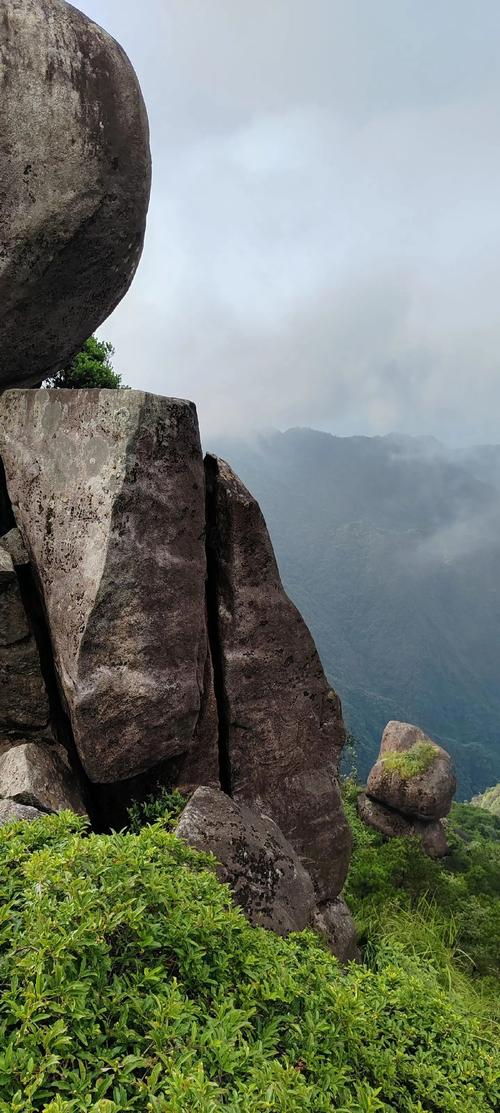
left=0, top=812, right=498, bottom=1111
left=381, top=741, right=438, bottom=779
left=127, top=786, right=187, bottom=834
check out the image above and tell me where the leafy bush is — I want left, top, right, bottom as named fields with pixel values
left=0, top=812, right=498, bottom=1111
left=127, top=787, right=187, bottom=834
left=381, top=741, right=437, bottom=779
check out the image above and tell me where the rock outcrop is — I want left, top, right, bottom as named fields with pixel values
left=176, top=786, right=316, bottom=935
left=0, top=390, right=218, bottom=785
left=0, top=0, right=151, bottom=389
left=359, top=721, right=456, bottom=858
left=367, top=721, right=456, bottom=820
left=205, top=455, right=351, bottom=900
left=177, top=786, right=358, bottom=960
left=0, top=742, right=86, bottom=815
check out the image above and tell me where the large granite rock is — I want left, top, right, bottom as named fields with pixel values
left=0, top=549, right=49, bottom=735
left=176, top=786, right=316, bottom=935
left=0, top=390, right=217, bottom=784
left=0, top=0, right=151, bottom=389
left=0, top=742, right=86, bottom=814
left=205, top=456, right=351, bottom=900
left=367, top=721, right=456, bottom=821
left=357, top=793, right=449, bottom=859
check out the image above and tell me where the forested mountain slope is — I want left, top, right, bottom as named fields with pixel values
left=212, top=430, right=500, bottom=797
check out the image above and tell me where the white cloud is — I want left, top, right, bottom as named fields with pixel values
left=84, top=0, right=500, bottom=445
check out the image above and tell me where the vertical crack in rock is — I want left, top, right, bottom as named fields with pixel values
left=0, top=456, right=96, bottom=824
left=204, top=454, right=232, bottom=796
left=0, top=457, right=16, bottom=535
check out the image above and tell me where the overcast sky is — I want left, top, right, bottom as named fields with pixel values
left=86, top=0, right=500, bottom=445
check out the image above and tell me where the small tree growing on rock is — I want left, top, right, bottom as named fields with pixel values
left=45, top=336, right=125, bottom=388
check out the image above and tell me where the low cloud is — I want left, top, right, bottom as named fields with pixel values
left=86, top=0, right=500, bottom=445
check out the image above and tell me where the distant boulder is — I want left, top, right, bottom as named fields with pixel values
left=357, top=792, right=449, bottom=859
left=367, top=721, right=456, bottom=820
left=0, top=0, right=151, bottom=388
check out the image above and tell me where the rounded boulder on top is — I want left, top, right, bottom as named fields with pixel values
left=0, top=0, right=151, bottom=389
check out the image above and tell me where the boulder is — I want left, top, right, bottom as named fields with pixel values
left=0, top=0, right=151, bottom=389
left=0, top=529, right=29, bottom=567
left=176, top=786, right=316, bottom=935
left=0, top=742, right=86, bottom=814
left=357, top=793, right=449, bottom=859
left=311, top=897, right=360, bottom=963
left=0, top=548, right=49, bottom=732
left=0, top=390, right=218, bottom=784
left=0, top=799, right=45, bottom=826
left=367, top=721, right=456, bottom=820
left=205, top=456, right=351, bottom=900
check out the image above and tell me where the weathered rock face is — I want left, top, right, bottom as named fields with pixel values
left=311, top=897, right=360, bottom=963
left=357, top=793, right=449, bottom=859
left=176, top=786, right=316, bottom=935
left=0, top=390, right=218, bottom=784
left=0, top=0, right=151, bottom=389
left=0, top=549, right=50, bottom=741
left=367, top=721, right=456, bottom=820
left=0, top=799, right=44, bottom=826
left=0, top=529, right=29, bottom=567
left=205, top=455, right=351, bottom=900
left=0, top=742, right=86, bottom=814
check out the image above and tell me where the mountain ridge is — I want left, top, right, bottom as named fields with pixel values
left=211, top=428, right=500, bottom=797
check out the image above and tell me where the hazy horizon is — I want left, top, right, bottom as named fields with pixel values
left=86, top=1, right=500, bottom=448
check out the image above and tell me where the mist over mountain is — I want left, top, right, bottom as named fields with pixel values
left=211, top=429, right=500, bottom=798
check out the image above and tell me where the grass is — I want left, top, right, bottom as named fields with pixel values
left=381, top=740, right=438, bottom=780
left=343, top=780, right=500, bottom=1028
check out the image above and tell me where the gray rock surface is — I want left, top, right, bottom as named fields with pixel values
left=357, top=792, right=449, bottom=859
left=0, top=0, right=151, bottom=389
left=0, top=742, right=86, bottom=814
left=0, top=390, right=217, bottom=784
left=205, top=455, right=351, bottom=900
left=311, top=897, right=360, bottom=963
left=367, top=721, right=456, bottom=820
left=0, top=799, right=45, bottom=826
left=176, top=786, right=316, bottom=935
left=0, top=529, right=29, bottom=566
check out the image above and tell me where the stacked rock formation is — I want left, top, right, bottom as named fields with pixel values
left=0, top=388, right=353, bottom=952
left=0, top=0, right=354, bottom=959
left=358, top=721, right=457, bottom=858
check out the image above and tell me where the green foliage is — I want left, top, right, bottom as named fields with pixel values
left=45, top=337, right=125, bottom=389
left=381, top=741, right=437, bottom=780
left=343, top=781, right=500, bottom=1022
left=471, top=783, right=500, bottom=818
left=0, top=811, right=498, bottom=1111
left=127, top=786, right=187, bottom=834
